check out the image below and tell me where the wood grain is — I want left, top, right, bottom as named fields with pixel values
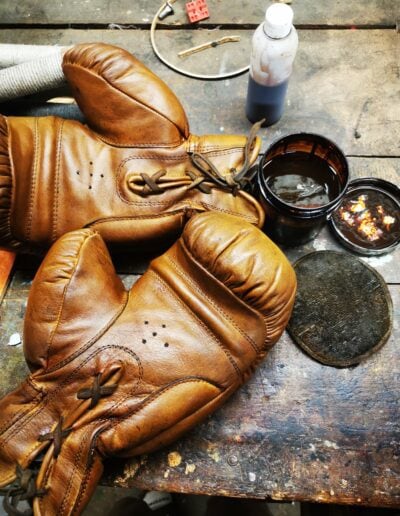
left=0, top=5, right=399, bottom=509
left=0, top=269, right=398, bottom=507
left=0, top=29, right=399, bottom=157
left=0, top=0, right=397, bottom=26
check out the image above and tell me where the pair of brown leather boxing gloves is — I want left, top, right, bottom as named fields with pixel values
left=0, top=44, right=296, bottom=516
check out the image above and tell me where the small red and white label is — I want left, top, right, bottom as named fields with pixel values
left=186, top=0, right=210, bottom=22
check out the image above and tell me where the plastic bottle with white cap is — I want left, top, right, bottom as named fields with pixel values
left=245, top=3, right=298, bottom=126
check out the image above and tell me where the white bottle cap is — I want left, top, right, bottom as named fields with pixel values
left=264, top=3, right=294, bottom=39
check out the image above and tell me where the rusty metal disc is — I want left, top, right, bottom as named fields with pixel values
left=287, top=251, right=393, bottom=367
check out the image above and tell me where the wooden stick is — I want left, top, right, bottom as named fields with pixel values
left=0, top=250, right=16, bottom=304
left=178, top=36, right=241, bottom=58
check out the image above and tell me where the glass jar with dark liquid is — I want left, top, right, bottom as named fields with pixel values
left=257, top=133, right=349, bottom=246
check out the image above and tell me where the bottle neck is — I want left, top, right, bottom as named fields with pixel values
left=263, top=23, right=292, bottom=40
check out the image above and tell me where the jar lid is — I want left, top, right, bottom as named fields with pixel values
left=329, top=177, right=400, bottom=256
left=287, top=251, right=393, bottom=367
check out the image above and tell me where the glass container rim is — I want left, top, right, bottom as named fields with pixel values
left=257, top=132, right=350, bottom=218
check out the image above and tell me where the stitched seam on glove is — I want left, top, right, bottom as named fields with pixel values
left=199, top=201, right=255, bottom=222
left=26, top=117, right=39, bottom=241
left=262, top=285, right=297, bottom=348
left=47, top=344, right=143, bottom=400
left=97, top=138, right=184, bottom=149
left=39, top=455, right=55, bottom=509
left=66, top=63, right=185, bottom=148
left=45, top=302, right=130, bottom=374
left=4, top=346, right=139, bottom=446
left=85, top=207, right=251, bottom=229
left=111, top=386, right=232, bottom=459
left=97, top=376, right=223, bottom=439
left=39, top=429, right=95, bottom=516
left=117, top=148, right=247, bottom=164
left=241, top=349, right=269, bottom=384
left=165, top=250, right=261, bottom=355
left=0, top=345, right=143, bottom=486
left=70, top=428, right=99, bottom=516
left=58, top=425, right=93, bottom=515
left=44, top=230, right=93, bottom=364
left=0, top=116, right=21, bottom=248
left=262, top=317, right=272, bottom=348
left=193, top=145, right=248, bottom=153
left=147, top=269, right=241, bottom=379
left=51, top=119, right=65, bottom=242
left=0, top=377, right=43, bottom=436
left=72, top=460, right=95, bottom=516
left=43, top=232, right=126, bottom=369
left=87, top=210, right=185, bottom=222
left=45, top=298, right=129, bottom=375
left=0, top=398, right=40, bottom=439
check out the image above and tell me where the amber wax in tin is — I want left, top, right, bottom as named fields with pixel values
left=330, top=178, right=400, bottom=255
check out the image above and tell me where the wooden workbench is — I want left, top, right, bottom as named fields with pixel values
left=0, top=0, right=399, bottom=509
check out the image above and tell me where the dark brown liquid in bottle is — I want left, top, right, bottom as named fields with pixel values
left=246, top=76, right=289, bottom=126
left=264, top=151, right=340, bottom=208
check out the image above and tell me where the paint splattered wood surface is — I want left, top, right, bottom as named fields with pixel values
left=0, top=0, right=397, bottom=26
left=0, top=2, right=399, bottom=508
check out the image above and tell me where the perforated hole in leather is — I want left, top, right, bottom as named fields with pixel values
left=141, top=322, right=171, bottom=348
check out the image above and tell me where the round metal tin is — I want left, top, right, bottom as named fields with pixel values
left=329, top=177, right=400, bottom=256
left=287, top=251, right=393, bottom=367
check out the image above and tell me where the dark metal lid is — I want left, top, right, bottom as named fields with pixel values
left=329, top=177, right=400, bottom=256
left=287, top=251, right=393, bottom=367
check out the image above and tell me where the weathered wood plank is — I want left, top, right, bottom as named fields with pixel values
left=1, top=261, right=398, bottom=507
left=0, top=0, right=397, bottom=26
left=0, top=29, right=398, bottom=157
left=0, top=21, right=398, bottom=509
left=101, top=284, right=400, bottom=508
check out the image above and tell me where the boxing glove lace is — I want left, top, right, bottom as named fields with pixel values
left=0, top=43, right=264, bottom=253
left=0, top=212, right=295, bottom=515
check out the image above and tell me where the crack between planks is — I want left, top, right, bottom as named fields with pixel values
left=346, top=155, right=400, bottom=159
left=0, top=23, right=397, bottom=30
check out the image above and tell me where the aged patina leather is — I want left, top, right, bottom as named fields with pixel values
left=0, top=212, right=296, bottom=516
left=0, top=43, right=264, bottom=253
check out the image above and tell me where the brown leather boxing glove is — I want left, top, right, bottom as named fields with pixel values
left=0, top=212, right=296, bottom=516
left=0, top=43, right=264, bottom=253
